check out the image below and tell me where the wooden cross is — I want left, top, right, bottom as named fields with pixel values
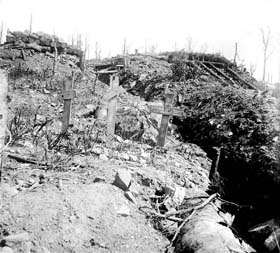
left=59, top=77, right=76, bottom=133
left=0, top=70, right=8, bottom=182
left=106, top=72, right=120, bottom=136
left=149, top=92, right=185, bottom=147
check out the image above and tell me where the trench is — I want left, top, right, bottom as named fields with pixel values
left=173, top=116, right=280, bottom=253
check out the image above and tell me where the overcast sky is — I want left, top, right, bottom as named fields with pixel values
left=1, top=0, right=280, bottom=82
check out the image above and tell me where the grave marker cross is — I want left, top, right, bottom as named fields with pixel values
left=59, top=77, right=76, bottom=133
left=149, top=92, right=185, bottom=147
left=106, top=73, right=120, bottom=136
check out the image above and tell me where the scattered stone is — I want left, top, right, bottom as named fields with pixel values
left=129, top=155, right=138, bottom=162
left=99, top=154, right=108, bottom=161
left=139, top=158, right=146, bottom=165
left=117, top=205, right=131, bottom=217
left=0, top=247, right=14, bottom=253
left=92, top=146, right=103, bottom=155
left=41, top=247, right=51, bottom=253
left=93, top=177, right=106, bottom=183
left=129, top=182, right=140, bottom=197
left=124, top=191, right=137, bottom=204
left=3, top=232, right=30, bottom=242
left=113, top=169, right=132, bottom=191
left=164, top=185, right=185, bottom=210
left=0, top=184, right=19, bottom=197
left=120, top=153, right=130, bottom=161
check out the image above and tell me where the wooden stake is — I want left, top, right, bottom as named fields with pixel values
left=60, top=77, right=76, bottom=133
left=149, top=92, right=185, bottom=147
left=0, top=70, right=8, bottom=182
left=107, top=73, right=119, bottom=136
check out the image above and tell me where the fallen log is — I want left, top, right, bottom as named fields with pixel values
left=226, top=67, right=258, bottom=90
left=207, top=63, right=237, bottom=86
left=198, top=62, right=228, bottom=86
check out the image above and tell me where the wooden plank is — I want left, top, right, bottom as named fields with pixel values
left=0, top=70, right=8, bottom=181
left=107, top=74, right=119, bottom=136
left=149, top=105, right=185, bottom=117
left=207, top=63, right=237, bottom=86
left=157, top=93, right=174, bottom=147
left=61, top=78, right=74, bottom=133
left=226, top=67, right=258, bottom=90
left=58, top=90, right=76, bottom=101
left=199, top=62, right=228, bottom=85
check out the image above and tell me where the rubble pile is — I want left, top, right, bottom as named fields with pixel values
left=0, top=31, right=83, bottom=85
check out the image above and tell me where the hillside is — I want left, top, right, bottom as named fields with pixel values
left=0, top=31, right=279, bottom=253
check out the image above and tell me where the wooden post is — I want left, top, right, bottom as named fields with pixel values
left=107, top=73, right=119, bottom=136
left=149, top=91, right=185, bottom=147
left=60, top=77, right=76, bottom=133
left=0, top=70, right=8, bottom=181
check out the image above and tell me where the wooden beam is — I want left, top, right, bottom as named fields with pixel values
left=157, top=93, right=174, bottom=147
left=198, top=62, right=228, bottom=85
left=107, top=74, right=119, bottom=136
left=226, top=67, right=258, bottom=90
left=207, top=63, right=237, bottom=86
left=61, top=78, right=75, bottom=133
left=0, top=70, right=8, bottom=182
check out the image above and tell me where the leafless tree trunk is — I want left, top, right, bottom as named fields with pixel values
left=149, top=44, right=157, bottom=55
left=29, top=14, right=33, bottom=34
left=186, top=36, right=193, bottom=53
left=233, top=42, right=239, bottom=65
left=0, top=22, right=3, bottom=44
left=95, top=42, right=99, bottom=59
left=123, top=38, right=127, bottom=56
left=249, top=63, right=256, bottom=76
left=260, top=28, right=272, bottom=82
left=76, top=34, right=82, bottom=50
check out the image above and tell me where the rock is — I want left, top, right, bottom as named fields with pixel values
left=99, top=154, right=108, bottom=161
left=164, top=185, right=185, bottom=210
left=117, top=205, right=130, bottom=217
left=0, top=247, right=14, bottom=253
left=92, top=146, right=103, bottom=155
left=0, top=184, right=18, bottom=197
left=124, top=191, right=137, bottom=204
left=264, top=228, right=280, bottom=251
left=129, top=155, right=138, bottom=162
left=41, top=247, right=51, bottom=253
left=113, top=169, right=132, bottom=191
left=129, top=182, right=140, bottom=197
left=3, top=232, right=30, bottom=242
left=93, top=177, right=106, bottom=183
left=120, top=153, right=130, bottom=161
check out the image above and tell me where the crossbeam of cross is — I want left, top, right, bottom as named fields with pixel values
left=149, top=92, right=185, bottom=147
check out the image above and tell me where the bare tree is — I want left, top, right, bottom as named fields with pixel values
left=149, top=44, right=157, bottom=55
left=95, top=42, right=101, bottom=59
left=76, top=34, right=82, bottom=50
left=123, top=38, right=127, bottom=56
left=199, top=43, right=208, bottom=53
left=186, top=36, right=193, bottom=53
left=233, top=42, right=239, bottom=65
left=260, top=27, right=273, bottom=82
left=249, top=63, right=256, bottom=76
left=84, top=36, right=89, bottom=59
left=0, top=21, right=3, bottom=44
left=29, top=14, right=33, bottom=34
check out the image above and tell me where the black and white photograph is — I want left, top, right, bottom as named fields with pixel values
left=0, top=0, right=280, bottom=252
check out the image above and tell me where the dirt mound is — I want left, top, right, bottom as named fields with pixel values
left=0, top=182, right=168, bottom=253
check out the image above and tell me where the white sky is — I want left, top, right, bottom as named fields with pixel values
left=1, top=0, right=280, bottom=82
